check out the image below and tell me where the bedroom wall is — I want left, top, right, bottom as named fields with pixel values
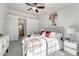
left=7, top=9, right=39, bottom=36
left=6, top=15, right=19, bottom=41
left=38, top=4, right=79, bottom=31
left=27, top=18, right=38, bottom=35
left=8, top=9, right=37, bottom=19
left=0, top=4, right=8, bottom=34
left=57, top=4, right=79, bottom=30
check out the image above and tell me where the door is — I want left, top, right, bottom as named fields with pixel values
left=18, top=18, right=27, bottom=37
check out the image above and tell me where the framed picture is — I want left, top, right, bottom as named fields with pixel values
left=49, top=12, right=58, bottom=26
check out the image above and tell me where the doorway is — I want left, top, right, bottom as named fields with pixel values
left=18, top=18, right=26, bottom=38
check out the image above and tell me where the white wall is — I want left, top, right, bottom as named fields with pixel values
left=6, top=15, right=19, bottom=41
left=38, top=14, right=51, bottom=29
left=0, top=4, right=38, bottom=36
left=8, top=9, right=37, bottom=19
left=6, top=8, right=39, bottom=37
left=57, top=4, right=79, bottom=30
left=27, top=18, right=38, bottom=35
left=38, top=4, right=79, bottom=31
left=6, top=13, right=38, bottom=40
left=8, top=8, right=39, bottom=34
left=0, top=4, right=8, bottom=34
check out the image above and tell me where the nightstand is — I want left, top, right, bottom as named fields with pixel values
left=64, top=40, right=78, bottom=56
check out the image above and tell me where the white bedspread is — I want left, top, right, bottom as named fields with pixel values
left=22, top=33, right=63, bottom=56
left=22, top=36, right=47, bottom=56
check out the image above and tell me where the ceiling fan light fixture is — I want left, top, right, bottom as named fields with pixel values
left=26, top=3, right=45, bottom=13
left=32, top=6, right=37, bottom=10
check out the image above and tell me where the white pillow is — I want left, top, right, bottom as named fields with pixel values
left=55, top=33, right=63, bottom=39
left=42, top=32, right=46, bottom=37
left=49, top=32, right=56, bottom=38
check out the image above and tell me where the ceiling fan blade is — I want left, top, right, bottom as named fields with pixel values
left=27, top=8, right=32, bottom=10
left=37, top=6, right=45, bottom=9
left=34, top=3, right=37, bottom=5
left=25, top=3, right=32, bottom=6
left=36, top=9, right=38, bottom=13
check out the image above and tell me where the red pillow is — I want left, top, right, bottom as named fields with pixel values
left=45, top=31, right=51, bottom=38
left=49, top=32, right=55, bottom=38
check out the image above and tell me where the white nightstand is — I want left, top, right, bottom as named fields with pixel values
left=64, top=40, right=78, bottom=56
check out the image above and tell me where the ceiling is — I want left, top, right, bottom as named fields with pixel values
left=7, top=3, right=73, bottom=16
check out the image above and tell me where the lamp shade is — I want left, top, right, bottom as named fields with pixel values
left=66, top=28, right=76, bottom=34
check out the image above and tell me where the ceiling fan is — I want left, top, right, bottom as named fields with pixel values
left=25, top=3, right=45, bottom=13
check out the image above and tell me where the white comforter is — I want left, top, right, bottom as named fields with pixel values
left=22, top=36, right=47, bottom=56
left=22, top=33, right=62, bottom=56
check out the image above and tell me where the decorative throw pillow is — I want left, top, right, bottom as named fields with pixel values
left=49, top=32, right=56, bottom=38
left=45, top=31, right=51, bottom=38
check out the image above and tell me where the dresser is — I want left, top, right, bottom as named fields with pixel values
left=0, top=35, right=9, bottom=56
left=64, top=40, right=78, bottom=55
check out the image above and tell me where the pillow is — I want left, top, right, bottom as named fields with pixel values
left=42, top=31, right=46, bottom=37
left=49, top=32, right=56, bottom=38
left=45, top=31, right=51, bottom=38
left=42, top=31, right=56, bottom=38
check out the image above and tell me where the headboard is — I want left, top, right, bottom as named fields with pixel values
left=43, top=26, right=64, bottom=37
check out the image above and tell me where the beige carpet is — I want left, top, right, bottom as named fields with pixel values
left=5, top=39, right=23, bottom=56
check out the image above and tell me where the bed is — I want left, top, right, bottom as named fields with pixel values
left=22, top=26, right=64, bottom=56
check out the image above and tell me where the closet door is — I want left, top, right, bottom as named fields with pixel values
left=7, top=15, right=18, bottom=41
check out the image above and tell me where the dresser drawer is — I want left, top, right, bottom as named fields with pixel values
left=64, top=41, right=77, bottom=49
left=64, top=46, right=77, bottom=55
left=0, top=35, right=9, bottom=56
left=0, top=46, right=2, bottom=56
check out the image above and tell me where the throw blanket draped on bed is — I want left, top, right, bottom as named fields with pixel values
left=24, top=38, right=41, bottom=48
left=22, top=36, right=47, bottom=56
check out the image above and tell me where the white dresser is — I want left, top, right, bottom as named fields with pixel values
left=64, top=40, right=78, bottom=56
left=0, top=35, right=9, bottom=56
